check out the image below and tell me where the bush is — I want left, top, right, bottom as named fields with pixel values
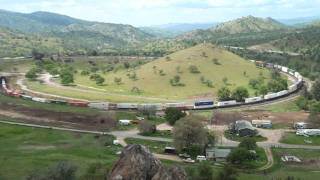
left=231, top=87, right=249, bottom=102
left=138, top=120, right=156, bottom=135
left=218, top=87, right=231, bottom=101
left=165, top=107, right=186, bottom=125
left=239, top=138, right=257, bottom=150
left=25, top=68, right=38, bottom=80
left=189, top=65, right=200, bottom=73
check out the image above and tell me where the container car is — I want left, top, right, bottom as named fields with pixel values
left=32, top=97, right=48, bottom=103
left=245, top=96, right=263, bottom=103
left=165, top=102, right=187, bottom=110
left=194, top=100, right=214, bottom=109
left=117, top=103, right=138, bottom=109
left=50, top=100, right=68, bottom=105
left=68, top=100, right=89, bottom=107
left=89, top=102, right=109, bottom=110
left=216, top=100, right=237, bottom=107
left=277, top=90, right=288, bottom=97
left=264, top=93, right=279, bottom=100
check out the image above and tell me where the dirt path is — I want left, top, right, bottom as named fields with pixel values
left=258, top=148, right=274, bottom=171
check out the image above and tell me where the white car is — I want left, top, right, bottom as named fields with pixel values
left=183, top=158, right=195, bottom=163
left=196, top=155, right=207, bottom=162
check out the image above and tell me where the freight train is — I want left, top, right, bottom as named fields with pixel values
left=0, top=62, right=304, bottom=111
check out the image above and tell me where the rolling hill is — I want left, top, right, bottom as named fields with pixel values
left=0, top=9, right=154, bottom=55
left=179, top=16, right=287, bottom=41
left=73, top=43, right=272, bottom=101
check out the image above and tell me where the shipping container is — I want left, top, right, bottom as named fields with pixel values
left=50, top=100, right=68, bottom=105
left=281, top=66, right=288, bottom=73
left=264, top=93, right=278, bottom=100
left=32, top=97, right=48, bottom=103
left=89, top=102, right=109, bottom=110
left=21, top=95, right=33, bottom=100
left=277, top=90, right=288, bottom=97
left=217, top=100, right=237, bottom=107
left=68, top=100, right=89, bottom=107
left=117, top=103, right=138, bottom=109
left=194, top=100, right=214, bottom=109
left=245, top=96, right=263, bottom=103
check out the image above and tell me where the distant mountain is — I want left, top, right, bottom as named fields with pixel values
left=0, top=9, right=154, bottom=51
left=278, top=16, right=320, bottom=26
left=140, top=22, right=218, bottom=37
left=211, top=16, right=286, bottom=35
left=177, top=16, right=288, bottom=44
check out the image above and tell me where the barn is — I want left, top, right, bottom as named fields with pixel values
left=235, top=120, right=256, bottom=137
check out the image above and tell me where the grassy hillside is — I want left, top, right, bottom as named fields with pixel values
left=212, top=16, right=286, bottom=35
left=0, top=10, right=154, bottom=56
left=72, top=43, right=272, bottom=101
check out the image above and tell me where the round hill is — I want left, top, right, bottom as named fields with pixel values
left=73, top=43, right=272, bottom=101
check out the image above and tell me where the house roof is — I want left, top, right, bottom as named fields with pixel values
left=206, top=148, right=231, bottom=158
left=214, top=149, right=231, bottom=158
left=235, top=120, right=254, bottom=131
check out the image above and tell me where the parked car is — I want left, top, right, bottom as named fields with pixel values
left=183, top=158, right=195, bottom=163
left=196, top=155, right=207, bottom=162
left=179, top=153, right=191, bottom=159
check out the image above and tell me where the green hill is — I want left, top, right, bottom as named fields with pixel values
left=211, top=16, right=286, bottom=35
left=73, top=43, right=272, bottom=101
left=178, top=16, right=288, bottom=44
left=0, top=9, right=153, bottom=55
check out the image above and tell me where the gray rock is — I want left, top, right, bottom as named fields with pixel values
left=109, top=144, right=186, bottom=180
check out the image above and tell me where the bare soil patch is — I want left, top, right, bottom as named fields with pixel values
left=0, top=102, right=117, bottom=131
left=212, top=110, right=309, bottom=127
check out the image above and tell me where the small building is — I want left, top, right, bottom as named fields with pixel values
left=294, top=122, right=308, bottom=129
left=164, top=147, right=176, bottom=154
left=252, top=120, right=272, bottom=129
left=206, top=148, right=231, bottom=162
left=235, top=120, right=256, bottom=137
left=118, top=120, right=132, bottom=126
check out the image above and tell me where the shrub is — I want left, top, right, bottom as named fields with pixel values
left=189, top=65, right=200, bottom=73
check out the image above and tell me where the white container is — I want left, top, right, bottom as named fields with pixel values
left=245, top=96, right=263, bottom=103
left=264, top=93, right=278, bottom=100
left=117, top=103, right=138, bottom=109
left=88, top=102, right=109, bottom=110
left=31, top=97, right=47, bottom=103
left=277, top=90, right=288, bottom=97
left=119, top=120, right=132, bottom=126
left=217, top=100, right=237, bottom=107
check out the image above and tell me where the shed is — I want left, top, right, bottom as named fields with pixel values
left=235, top=120, right=256, bottom=137
left=252, top=120, right=272, bottom=129
left=206, top=148, right=231, bottom=162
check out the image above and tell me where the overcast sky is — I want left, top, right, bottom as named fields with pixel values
left=0, top=0, right=319, bottom=26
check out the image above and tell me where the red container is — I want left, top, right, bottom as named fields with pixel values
left=68, top=100, right=89, bottom=107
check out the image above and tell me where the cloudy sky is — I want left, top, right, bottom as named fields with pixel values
left=0, top=0, right=319, bottom=26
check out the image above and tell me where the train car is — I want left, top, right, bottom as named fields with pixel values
left=281, top=66, right=288, bottom=73
left=137, top=104, right=164, bottom=111
left=50, top=99, right=68, bottom=105
left=32, top=97, right=48, bottom=103
left=21, top=94, right=33, bottom=100
left=194, top=100, right=214, bottom=109
left=117, top=103, right=138, bottom=109
left=288, top=84, right=298, bottom=93
left=288, top=69, right=295, bottom=76
left=277, top=90, right=289, bottom=97
left=264, top=93, right=278, bottom=100
left=89, top=102, right=109, bottom=110
left=266, top=63, right=274, bottom=69
left=216, top=100, right=237, bottom=107
left=165, top=102, right=187, bottom=110
left=68, top=100, right=89, bottom=107
left=245, top=96, right=263, bottom=104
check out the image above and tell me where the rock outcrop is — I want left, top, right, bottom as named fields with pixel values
left=109, top=144, right=187, bottom=180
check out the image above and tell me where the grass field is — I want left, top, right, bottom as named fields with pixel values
left=125, top=138, right=172, bottom=154
left=0, top=123, right=121, bottom=180
left=280, top=132, right=320, bottom=145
